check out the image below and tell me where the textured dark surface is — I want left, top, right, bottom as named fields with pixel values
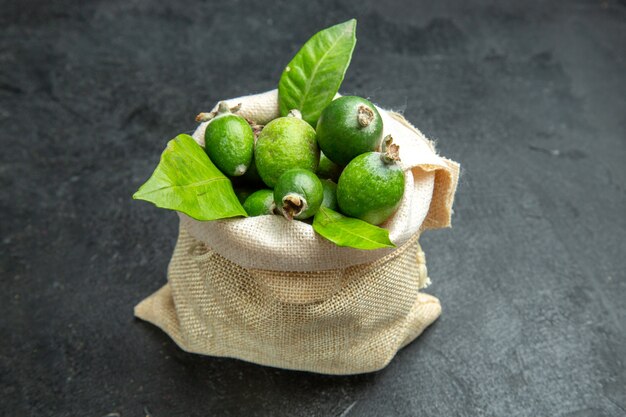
left=1, top=0, right=625, bottom=416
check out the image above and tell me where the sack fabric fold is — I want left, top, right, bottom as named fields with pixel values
left=135, top=90, right=459, bottom=374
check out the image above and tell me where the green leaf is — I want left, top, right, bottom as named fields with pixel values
left=278, top=19, right=357, bottom=125
left=133, top=134, right=247, bottom=221
left=312, top=206, right=396, bottom=250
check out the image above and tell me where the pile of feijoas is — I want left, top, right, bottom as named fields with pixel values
left=134, top=19, right=407, bottom=250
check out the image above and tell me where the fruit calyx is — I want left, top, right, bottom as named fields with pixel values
left=380, top=135, right=401, bottom=164
left=195, top=102, right=242, bottom=122
left=281, top=193, right=307, bottom=220
left=287, top=109, right=303, bottom=119
left=357, top=105, right=375, bottom=127
left=233, top=164, right=248, bottom=176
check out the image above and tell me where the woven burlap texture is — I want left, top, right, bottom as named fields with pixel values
left=135, top=90, right=459, bottom=374
left=135, top=225, right=441, bottom=375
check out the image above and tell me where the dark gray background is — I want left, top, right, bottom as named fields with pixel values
left=1, top=0, right=625, bottom=416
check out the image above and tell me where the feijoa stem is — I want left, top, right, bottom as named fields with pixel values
left=287, top=109, right=303, bottom=119
left=195, top=102, right=242, bottom=122
left=282, top=193, right=307, bottom=220
left=216, top=101, right=231, bottom=114
left=357, top=105, right=375, bottom=127
left=381, top=135, right=401, bottom=164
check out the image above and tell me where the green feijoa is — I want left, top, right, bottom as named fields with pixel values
left=240, top=120, right=266, bottom=186
left=273, top=169, right=323, bottom=220
left=316, top=96, right=383, bottom=166
left=316, top=151, right=343, bottom=182
left=243, top=189, right=277, bottom=216
left=203, top=102, right=255, bottom=177
left=255, top=110, right=319, bottom=188
left=320, top=179, right=338, bottom=210
left=336, top=135, right=405, bottom=225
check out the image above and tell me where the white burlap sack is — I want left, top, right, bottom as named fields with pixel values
left=135, top=90, right=459, bottom=374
